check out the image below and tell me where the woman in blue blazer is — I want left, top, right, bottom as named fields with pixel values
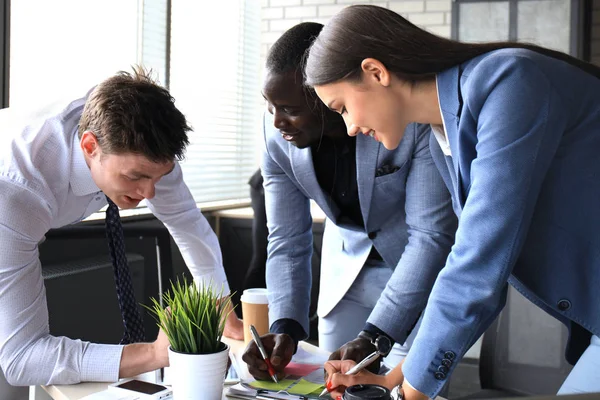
left=304, top=4, right=600, bottom=399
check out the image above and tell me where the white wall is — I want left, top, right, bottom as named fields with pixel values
left=260, top=0, right=452, bottom=69
left=260, top=0, right=600, bottom=76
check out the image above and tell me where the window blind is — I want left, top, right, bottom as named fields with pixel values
left=169, top=1, right=261, bottom=204
left=10, top=0, right=261, bottom=205
left=139, top=0, right=169, bottom=88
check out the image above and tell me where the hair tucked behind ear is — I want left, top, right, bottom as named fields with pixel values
left=305, top=5, right=600, bottom=87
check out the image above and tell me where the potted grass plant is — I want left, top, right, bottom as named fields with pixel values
left=146, top=278, right=234, bottom=400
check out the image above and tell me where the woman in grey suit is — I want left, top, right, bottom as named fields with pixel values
left=305, top=4, right=600, bottom=400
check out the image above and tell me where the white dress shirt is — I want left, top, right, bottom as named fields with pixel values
left=430, top=124, right=451, bottom=156
left=431, top=76, right=452, bottom=156
left=0, top=91, right=230, bottom=386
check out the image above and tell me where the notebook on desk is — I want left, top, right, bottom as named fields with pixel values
left=227, top=383, right=323, bottom=400
left=228, top=361, right=326, bottom=399
left=228, top=345, right=330, bottom=400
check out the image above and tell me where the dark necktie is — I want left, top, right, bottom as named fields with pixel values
left=104, top=196, right=146, bottom=344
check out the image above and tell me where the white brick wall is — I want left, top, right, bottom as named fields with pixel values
left=260, top=0, right=452, bottom=64
left=592, top=0, right=600, bottom=66
left=261, top=0, right=600, bottom=74
left=285, top=5, right=318, bottom=18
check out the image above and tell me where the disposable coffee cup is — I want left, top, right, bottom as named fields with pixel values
left=241, top=288, right=269, bottom=344
left=343, top=384, right=392, bottom=400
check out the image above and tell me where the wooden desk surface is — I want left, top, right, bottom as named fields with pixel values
left=41, top=340, right=447, bottom=400
left=42, top=338, right=248, bottom=400
left=41, top=338, right=321, bottom=400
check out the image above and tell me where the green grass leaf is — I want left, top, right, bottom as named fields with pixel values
left=142, top=277, right=235, bottom=354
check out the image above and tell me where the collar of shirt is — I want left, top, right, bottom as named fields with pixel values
left=432, top=75, right=452, bottom=157
left=69, top=128, right=101, bottom=196
left=430, top=124, right=451, bottom=156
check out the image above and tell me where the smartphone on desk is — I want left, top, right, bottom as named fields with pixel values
left=108, top=378, right=173, bottom=400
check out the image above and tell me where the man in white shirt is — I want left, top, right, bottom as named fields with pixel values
left=0, top=67, right=243, bottom=386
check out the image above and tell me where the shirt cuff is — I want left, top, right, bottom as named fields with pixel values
left=270, top=318, right=307, bottom=350
left=80, top=343, right=124, bottom=382
left=363, top=323, right=397, bottom=346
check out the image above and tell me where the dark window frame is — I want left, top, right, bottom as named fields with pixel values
left=0, top=0, right=9, bottom=109
left=451, top=0, right=591, bottom=59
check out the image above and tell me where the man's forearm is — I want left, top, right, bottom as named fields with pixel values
left=119, top=342, right=167, bottom=379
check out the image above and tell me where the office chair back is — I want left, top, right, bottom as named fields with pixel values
left=479, top=286, right=573, bottom=395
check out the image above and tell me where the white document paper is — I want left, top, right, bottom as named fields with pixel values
left=80, top=389, right=136, bottom=400
left=291, top=345, right=329, bottom=365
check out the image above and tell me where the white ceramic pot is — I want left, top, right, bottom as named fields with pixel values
left=168, top=343, right=229, bottom=400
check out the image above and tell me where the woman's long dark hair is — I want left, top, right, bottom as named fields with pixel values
left=305, top=5, right=600, bottom=86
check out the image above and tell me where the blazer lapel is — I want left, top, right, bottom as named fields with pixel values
left=289, top=144, right=339, bottom=222
left=356, top=133, right=381, bottom=230
left=437, top=67, right=467, bottom=208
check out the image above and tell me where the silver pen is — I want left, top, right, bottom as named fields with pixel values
left=249, top=324, right=279, bottom=384
left=319, top=351, right=381, bottom=397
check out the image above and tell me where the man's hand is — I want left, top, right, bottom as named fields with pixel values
left=120, top=327, right=171, bottom=379
left=323, top=359, right=392, bottom=398
left=242, top=333, right=294, bottom=380
left=326, top=337, right=380, bottom=381
left=152, top=327, right=171, bottom=368
left=223, top=302, right=244, bottom=340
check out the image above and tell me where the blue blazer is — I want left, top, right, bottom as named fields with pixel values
left=260, top=112, right=456, bottom=343
left=402, top=48, right=600, bottom=396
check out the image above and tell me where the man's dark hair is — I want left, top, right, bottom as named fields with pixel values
left=266, top=22, right=323, bottom=74
left=79, top=66, right=191, bottom=163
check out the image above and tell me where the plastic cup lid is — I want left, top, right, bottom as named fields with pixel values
left=240, top=288, right=268, bottom=304
left=343, top=384, right=391, bottom=400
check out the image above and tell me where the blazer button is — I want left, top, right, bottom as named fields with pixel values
left=368, top=232, right=377, bottom=240
left=438, top=365, right=449, bottom=374
left=434, top=371, right=446, bottom=380
left=441, top=358, right=452, bottom=367
left=444, top=351, right=456, bottom=360
left=557, top=299, right=571, bottom=311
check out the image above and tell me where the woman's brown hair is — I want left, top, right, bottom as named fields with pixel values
left=305, top=5, right=600, bottom=86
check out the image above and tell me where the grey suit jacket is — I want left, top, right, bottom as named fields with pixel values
left=402, top=48, right=600, bottom=397
left=261, top=112, right=456, bottom=342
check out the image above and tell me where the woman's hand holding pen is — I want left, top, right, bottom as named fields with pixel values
left=242, top=333, right=294, bottom=381
left=324, top=359, right=430, bottom=400
left=327, top=337, right=381, bottom=376
left=323, top=359, right=398, bottom=399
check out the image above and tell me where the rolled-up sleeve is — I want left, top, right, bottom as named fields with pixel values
left=147, top=163, right=230, bottom=295
left=0, top=178, right=123, bottom=386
